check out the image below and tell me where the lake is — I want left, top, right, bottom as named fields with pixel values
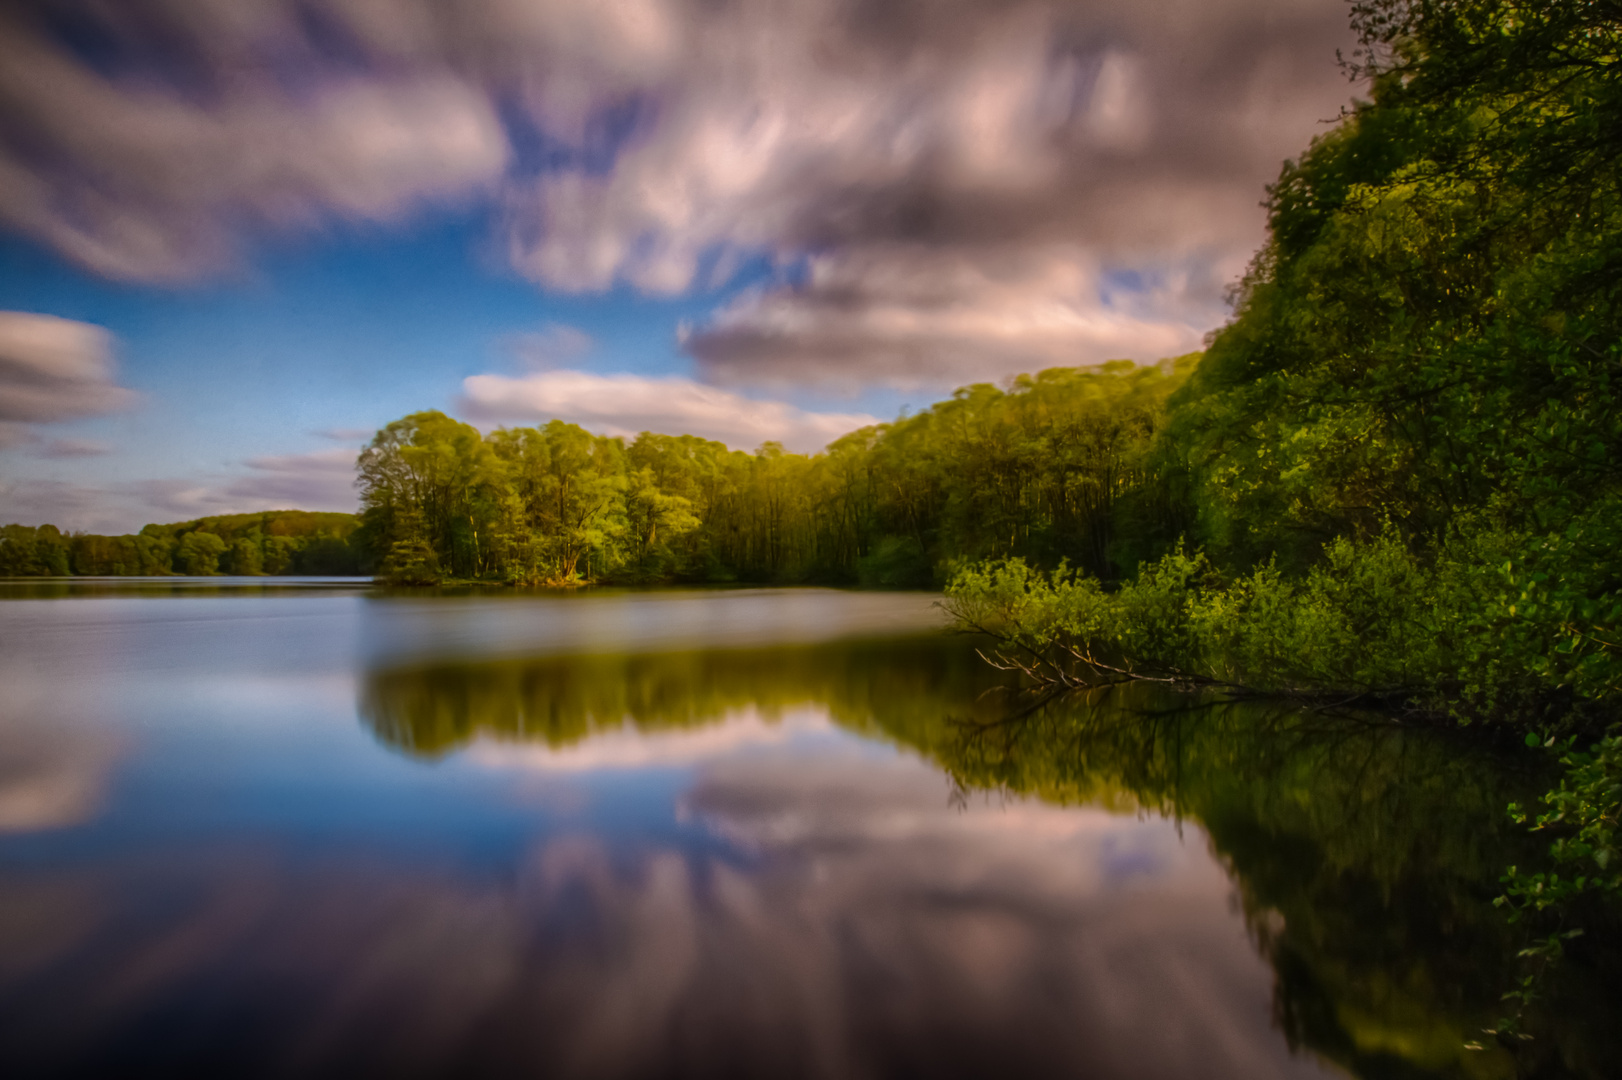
left=0, top=582, right=1614, bottom=1078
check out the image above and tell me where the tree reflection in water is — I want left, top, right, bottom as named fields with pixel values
left=361, top=638, right=1620, bottom=1079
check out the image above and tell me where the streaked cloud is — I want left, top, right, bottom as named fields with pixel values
left=0, top=8, right=508, bottom=282
left=504, top=323, right=596, bottom=371
left=313, top=427, right=377, bottom=443
left=37, top=437, right=112, bottom=459
left=460, top=369, right=878, bottom=452
left=134, top=448, right=358, bottom=520
left=226, top=447, right=360, bottom=511
left=1, top=447, right=358, bottom=532
left=0, top=477, right=115, bottom=531
left=0, top=312, right=138, bottom=428
left=493, top=0, right=1353, bottom=388
left=0, top=1, right=1356, bottom=390
left=687, top=246, right=1210, bottom=390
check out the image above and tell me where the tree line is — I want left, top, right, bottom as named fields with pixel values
left=356, top=358, right=1194, bottom=587
left=0, top=511, right=363, bottom=577
left=2, top=355, right=1195, bottom=585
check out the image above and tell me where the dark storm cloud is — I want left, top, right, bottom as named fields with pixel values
left=0, top=0, right=1357, bottom=389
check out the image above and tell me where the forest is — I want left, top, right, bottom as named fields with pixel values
left=350, top=356, right=1192, bottom=588
left=0, top=511, right=363, bottom=577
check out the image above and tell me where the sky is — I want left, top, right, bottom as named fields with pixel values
left=0, top=0, right=1359, bottom=533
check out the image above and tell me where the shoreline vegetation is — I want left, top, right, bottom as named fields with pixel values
left=1, top=0, right=1617, bottom=1048
left=937, top=0, right=1622, bottom=1042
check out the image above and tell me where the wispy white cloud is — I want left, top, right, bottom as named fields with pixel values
left=504, top=323, right=596, bottom=371
left=228, top=447, right=360, bottom=511
left=135, top=448, right=358, bottom=520
left=0, top=477, right=126, bottom=532
left=313, top=427, right=377, bottom=443
left=459, top=369, right=878, bottom=452
left=0, top=312, right=139, bottom=428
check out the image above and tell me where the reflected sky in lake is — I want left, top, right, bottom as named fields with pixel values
left=1, top=584, right=1595, bottom=1078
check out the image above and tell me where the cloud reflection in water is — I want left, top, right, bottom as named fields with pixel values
left=0, top=700, right=1334, bottom=1079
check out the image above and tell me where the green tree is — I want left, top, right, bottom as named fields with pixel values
left=623, top=466, right=700, bottom=576
left=357, top=411, right=499, bottom=578
left=176, top=531, right=227, bottom=576
left=379, top=506, right=443, bottom=585
left=227, top=536, right=263, bottom=575
left=490, top=421, right=625, bottom=583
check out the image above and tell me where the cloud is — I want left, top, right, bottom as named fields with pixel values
left=135, top=448, right=359, bottom=520
left=0, top=1, right=1356, bottom=387
left=686, top=246, right=1212, bottom=390
left=491, top=0, right=1355, bottom=387
left=228, top=447, right=361, bottom=511
left=37, top=438, right=112, bottom=459
left=459, top=370, right=878, bottom=452
left=313, top=427, right=376, bottom=443
left=0, top=477, right=123, bottom=532
left=0, top=7, right=509, bottom=282
left=504, top=323, right=596, bottom=371
left=0, top=312, right=139, bottom=425
left=0, top=447, right=358, bottom=532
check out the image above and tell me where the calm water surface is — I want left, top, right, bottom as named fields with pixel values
left=0, top=582, right=1612, bottom=1078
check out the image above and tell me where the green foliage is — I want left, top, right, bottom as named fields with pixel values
left=378, top=507, right=443, bottom=586
left=1, top=510, right=364, bottom=579
left=1501, top=729, right=1622, bottom=918
left=946, top=532, right=1501, bottom=704
left=345, top=359, right=1198, bottom=588
left=6, top=357, right=1199, bottom=588
left=0, top=524, right=71, bottom=576
left=175, top=531, right=227, bottom=575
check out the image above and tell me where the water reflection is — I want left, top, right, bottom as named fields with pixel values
left=0, top=576, right=372, bottom=600
left=357, top=644, right=1617, bottom=1079
left=359, top=636, right=1000, bottom=758
left=0, top=722, right=121, bottom=833
left=934, top=693, right=1549, bottom=1079
left=2, top=590, right=1618, bottom=1078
